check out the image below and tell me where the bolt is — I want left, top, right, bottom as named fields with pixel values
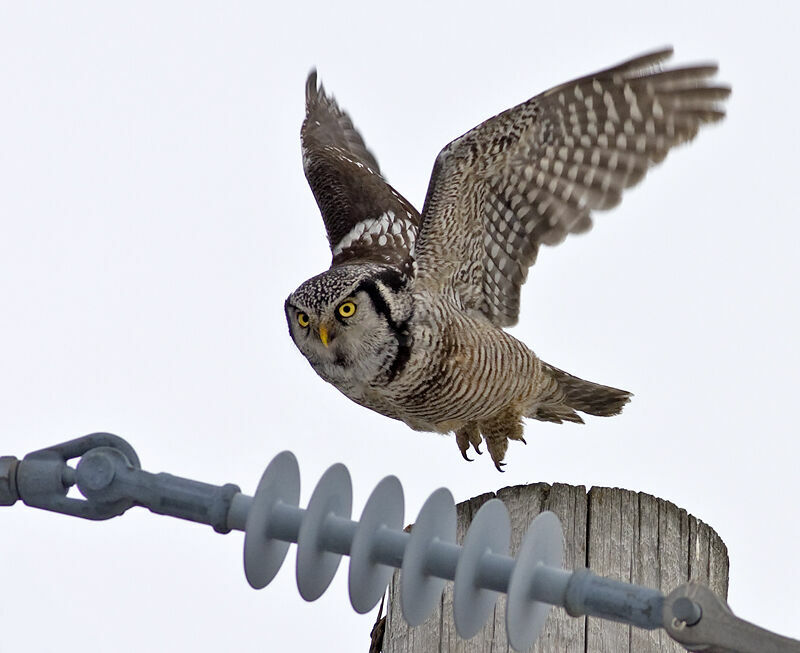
left=77, top=451, right=117, bottom=492
left=672, top=596, right=702, bottom=627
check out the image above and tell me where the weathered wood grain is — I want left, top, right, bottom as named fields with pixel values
left=383, top=484, right=728, bottom=653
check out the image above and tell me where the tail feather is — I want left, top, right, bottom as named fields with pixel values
left=531, top=362, right=632, bottom=422
left=533, top=405, right=585, bottom=425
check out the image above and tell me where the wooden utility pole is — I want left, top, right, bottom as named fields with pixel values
left=383, top=483, right=728, bottom=652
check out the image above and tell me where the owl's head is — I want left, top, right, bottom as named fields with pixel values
left=285, top=264, right=412, bottom=387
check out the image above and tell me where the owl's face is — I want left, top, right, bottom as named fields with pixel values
left=285, top=264, right=412, bottom=389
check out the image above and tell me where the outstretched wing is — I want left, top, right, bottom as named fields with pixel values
left=413, top=48, right=730, bottom=326
left=302, top=71, right=420, bottom=274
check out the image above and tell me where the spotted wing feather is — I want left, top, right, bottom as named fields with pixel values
left=414, top=48, right=730, bottom=326
left=302, top=71, right=420, bottom=274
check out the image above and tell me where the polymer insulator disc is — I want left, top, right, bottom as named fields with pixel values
left=296, top=462, right=353, bottom=601
left=348, top=475, right=404, bottom=614
left=453, top=498, right=510, bottom=639
left=506, top=511, right=564, bottom=651
left=243, top=451, right=301, bottom=589
left=401, top=487, right=456, bottom=626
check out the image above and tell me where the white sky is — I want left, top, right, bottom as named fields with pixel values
left=1, top=2, right=798, bottom=651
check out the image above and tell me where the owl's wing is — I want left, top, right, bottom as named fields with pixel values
left=302, top=71, right=420, bottom=274
left=413, top=48, right=730, bottom=326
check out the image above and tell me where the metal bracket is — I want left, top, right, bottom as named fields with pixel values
left=664, top=582, right=800, bottom=652
left=14, top=433, right=141, bottom=520
left=4, top=433, right=239, bottom=532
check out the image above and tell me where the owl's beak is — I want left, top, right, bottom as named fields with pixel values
left=319, top=325, right=329, bottom=348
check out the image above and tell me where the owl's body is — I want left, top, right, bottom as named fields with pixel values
left=286, top=49, right=729, bottom=469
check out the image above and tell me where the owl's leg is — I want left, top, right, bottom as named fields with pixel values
left=479, top=408, right=526, bottom=472
left=455, top=422, right=482, bottom=461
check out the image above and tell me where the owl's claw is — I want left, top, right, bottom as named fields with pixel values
left=456, top=424, right=483, bottom=463
left=482, top=431, right=509, bottom=472
left=456, top=433, right=473, bottom=462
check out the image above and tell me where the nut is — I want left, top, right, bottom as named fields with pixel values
left=0, top=456, right=19, bottom=506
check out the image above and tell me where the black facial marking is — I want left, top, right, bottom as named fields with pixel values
left=373, top=267, right=407, bottom=293
left=387, top=327, right=412, bottom=383
left=352, top=278, right=412, bottom=383
left=284, top=298, right=299, bottom=345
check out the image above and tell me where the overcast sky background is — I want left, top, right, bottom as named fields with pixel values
left=1, top=2, right=798, bottom=651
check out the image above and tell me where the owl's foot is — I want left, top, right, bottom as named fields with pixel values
left=479, top=407, right=526, bottom=471
left=455, top=423, right=483, bottom=462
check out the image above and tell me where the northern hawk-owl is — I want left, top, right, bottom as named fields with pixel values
left=285, top=48, right=729, bottom=470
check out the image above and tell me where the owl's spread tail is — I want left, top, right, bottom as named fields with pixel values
left=527, top=362, right=632, bottom=424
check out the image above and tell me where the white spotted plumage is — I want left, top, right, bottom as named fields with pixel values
left=331, top=210, right=417, bottom=259
left=286, top=48, right=729, bottom=469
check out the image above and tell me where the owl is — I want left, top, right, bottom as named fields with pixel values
left=285, top=48, right=729, bottom=470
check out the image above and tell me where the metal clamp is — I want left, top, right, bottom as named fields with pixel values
left=13, top=433, right=141, bottom=520
left=4, top=433, right=239, bottom=532
left=664, top=583, right=800, bottom=653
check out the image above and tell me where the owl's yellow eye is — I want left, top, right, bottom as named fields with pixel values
left=337, top=301, right=357, bottom=318
left=297, top=312, right=309, bottom=328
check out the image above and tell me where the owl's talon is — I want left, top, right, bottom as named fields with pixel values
left=456, top=424, right=482, bottom=463
left=494, top=460, right=506, bottom=472
left=456, top=434, right=472, bottom=462
left=519, top=436, right=527, bottom=445
left=474, top=443, right=482, bottom=455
